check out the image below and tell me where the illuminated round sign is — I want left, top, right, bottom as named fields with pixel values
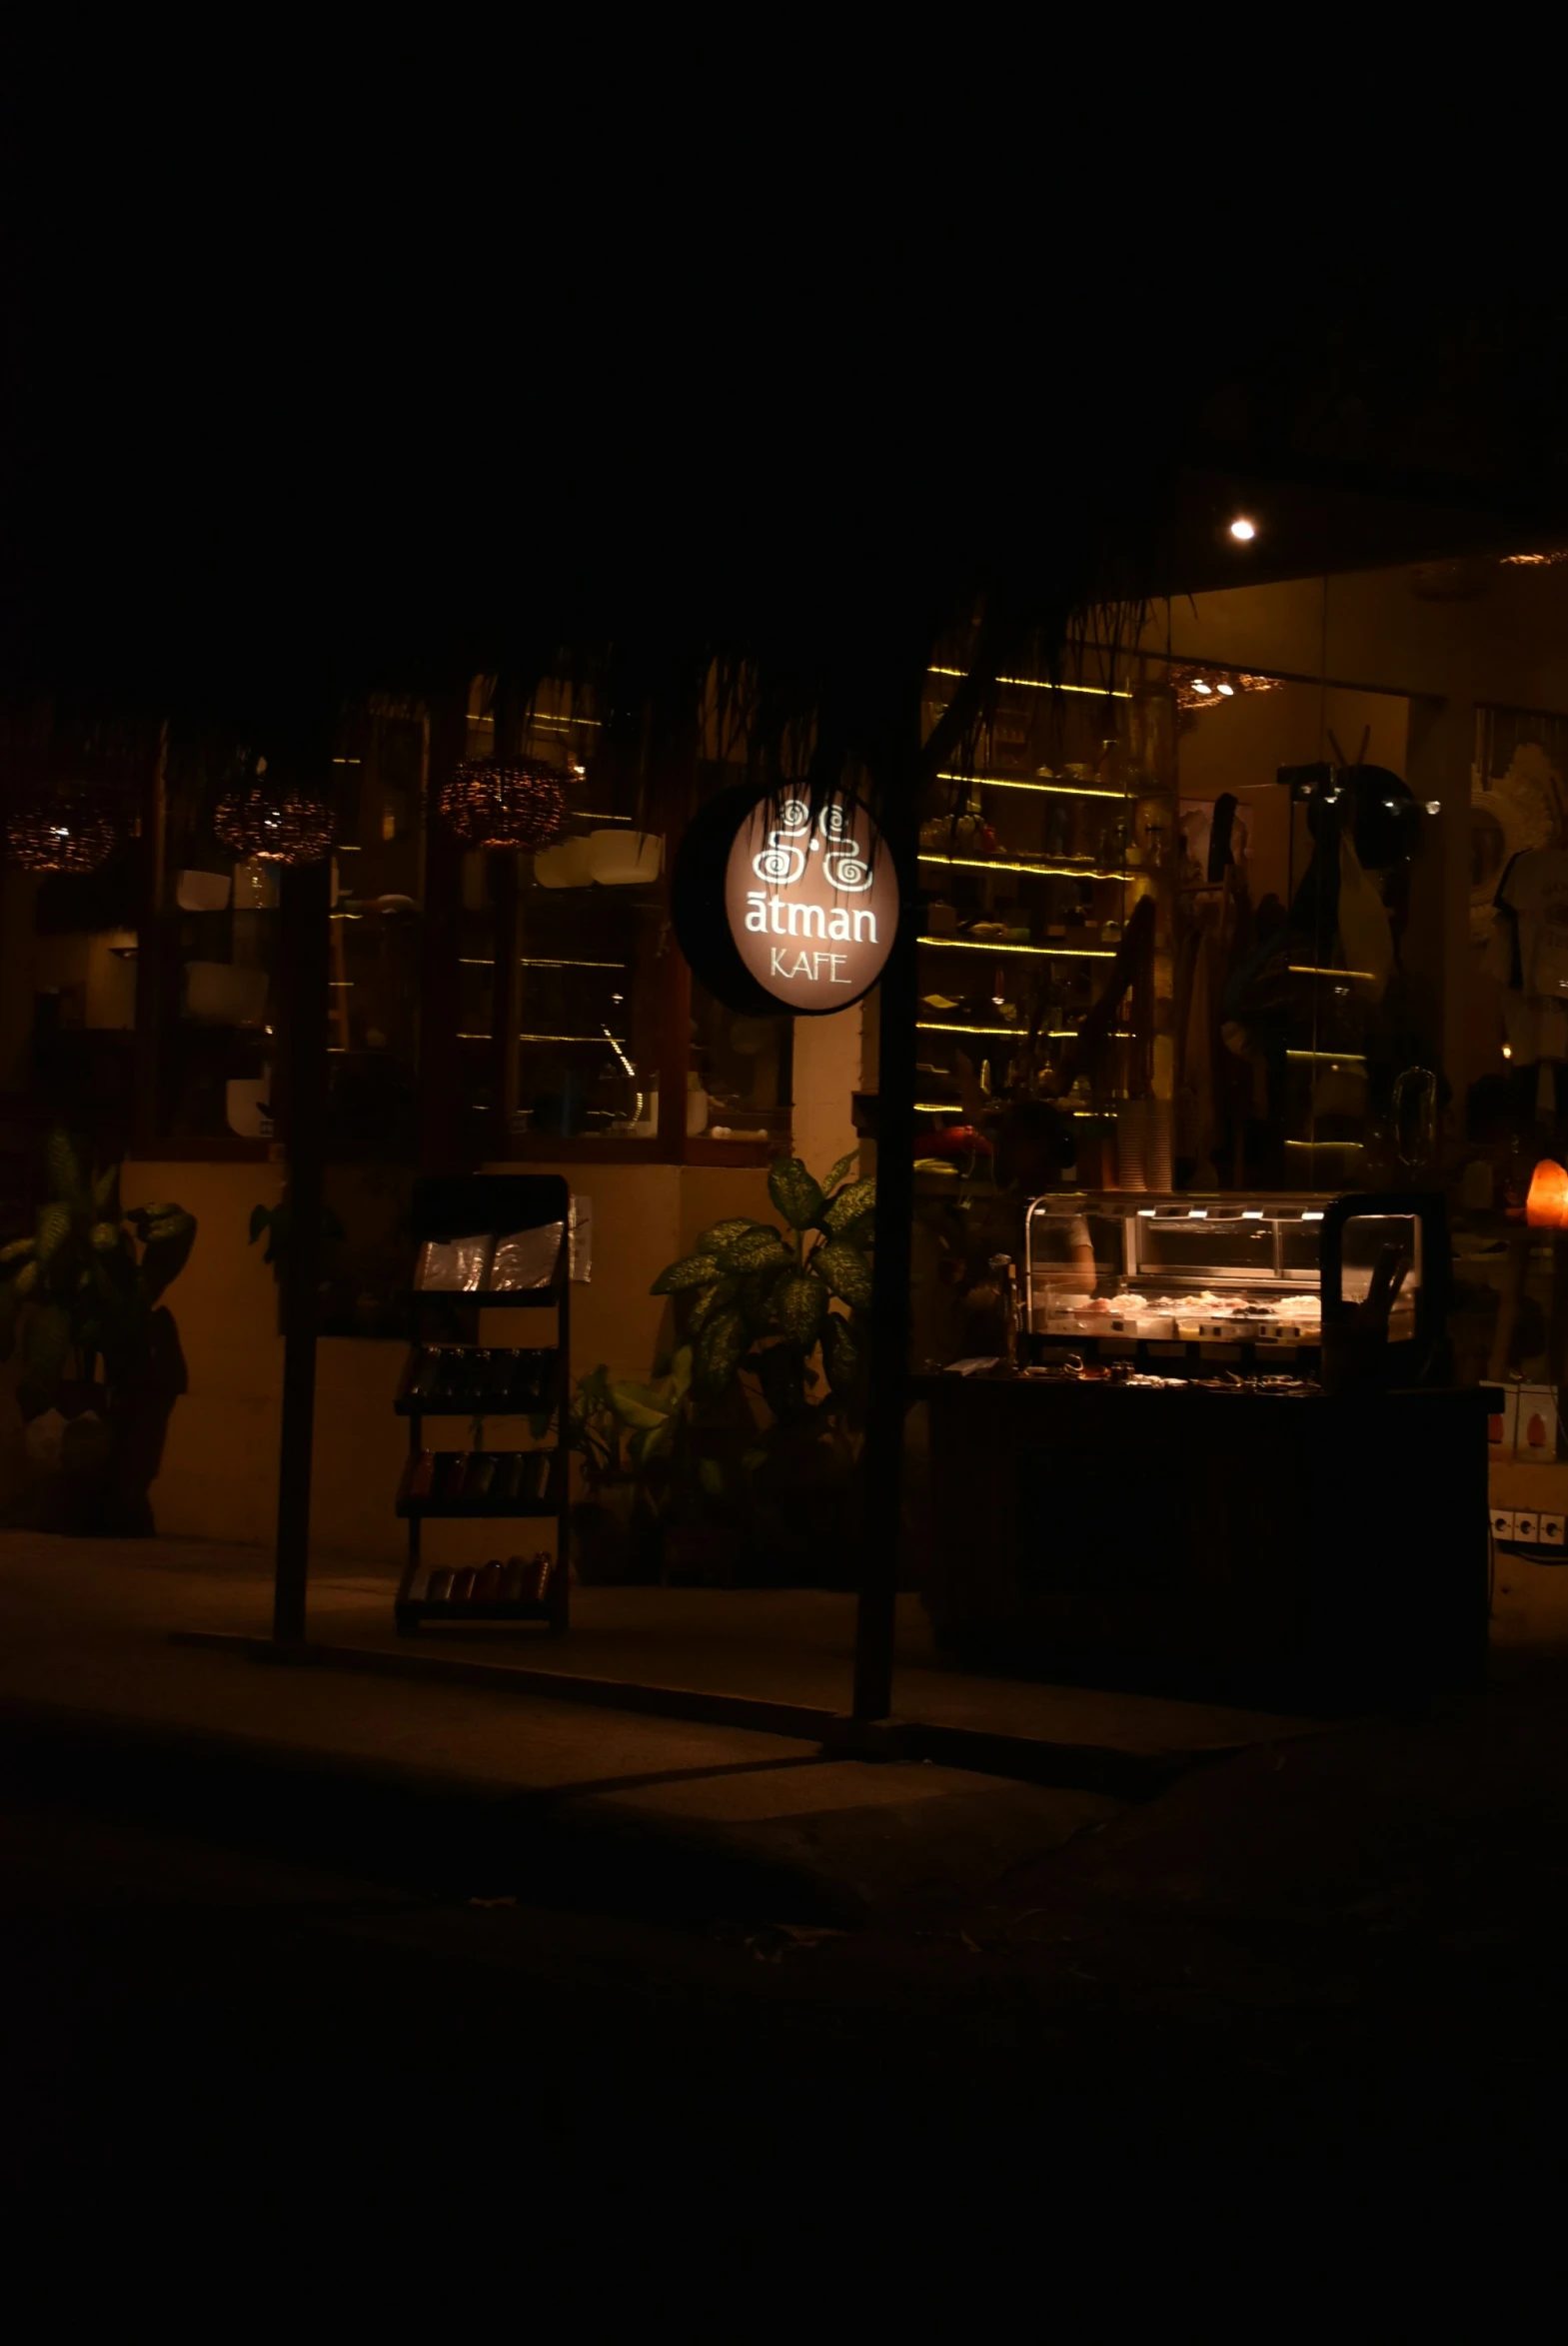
left=674, top=787, right=898, bottom=1017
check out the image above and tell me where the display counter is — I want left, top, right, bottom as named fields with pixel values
left=918, top=1189, right=1488, bottom=1709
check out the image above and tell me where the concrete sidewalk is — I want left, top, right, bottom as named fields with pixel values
left=0, top=1529, right=1145, bottom=1923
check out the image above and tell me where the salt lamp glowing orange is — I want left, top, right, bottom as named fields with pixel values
left=1526, top=1159, right=1568, bottom=1227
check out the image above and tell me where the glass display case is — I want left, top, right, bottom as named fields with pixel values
left=1024, top=1191, right=1424, bottom=1362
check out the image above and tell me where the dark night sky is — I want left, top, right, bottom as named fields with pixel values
left=3, top=59, right=1563, bottom=716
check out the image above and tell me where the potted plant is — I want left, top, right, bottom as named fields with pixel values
left=648, top=1150, right=875, bottom=1584
left=0, top=1130, right=197, bottom=1534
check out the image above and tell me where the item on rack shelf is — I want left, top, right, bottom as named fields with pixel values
left=466, top=1453, right=498, bottom=1499
left=425, top=1568, right=454, bottom=1602
left=406, top=1451, right=436, bottom=1501
left=1068, top=1215, right=1097, bottom=1283
left=449, top=1567, right=477, bottom=1603
left=438, top=757, right=568, bottom=853
left=473, top=1559, right=505, bottom=1601
left=409, top=1349, right=446, bottom=1402
left=502, top=1556, right=528, bottom=1600
left=927, top=901, right=958, bottom=936
left=438, top=1452, right=469, bottom=1501
left=526, top=1551, right=555, bottom=1601
left=927, top=1124, right=993, bottom=1162
left=491, top=1224, right=563, bottom=1289
left=417, top=1235, right=494, bottom=1291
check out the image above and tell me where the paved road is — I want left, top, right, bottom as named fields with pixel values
left=3, top=1753, right=1562, bottom=2318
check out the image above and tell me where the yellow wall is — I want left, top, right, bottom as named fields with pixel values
left=118, top=1155, right=785, bottom=1565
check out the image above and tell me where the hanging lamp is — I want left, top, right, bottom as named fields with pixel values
left=214, top=757, right=336, bottom=866
left=4, top=780, right=122, bottom=873
left=438, top=756, right=569, bottom=852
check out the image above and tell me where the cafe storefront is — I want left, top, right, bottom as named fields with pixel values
left=8, top=545, right=1568, bottom=1727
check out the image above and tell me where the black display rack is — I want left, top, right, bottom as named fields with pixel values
left=394, top=1174, right=571, bottom=1635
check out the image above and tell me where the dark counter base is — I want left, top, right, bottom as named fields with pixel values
left=915, top=1376, right=1491, bottom=1713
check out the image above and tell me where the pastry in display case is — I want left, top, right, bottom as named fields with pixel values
left=1023, top=1192, right=1425, bottom=1370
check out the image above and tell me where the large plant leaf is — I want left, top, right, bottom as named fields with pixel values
left=721, top=1225, right=791, bottom=1274
left=608, top=1379, right=673, bottom=1430
left=821, top=1311, right=862, bottom=1399
left=669, top=1344, right=694, bottom=1401
left=775, top=1272, right=826, bottom=1346
left=695, top=1307, right=749, bottom=1394
left=0, top=1236, right=36, bottom=1267
left=89, top=1221, right=122, bottom=1254
left=823, top=1176, right=876, bottom=1234
left=44, top=1129, right=89, bottom=1215
left=698, top=1456, right=726, bottom=1500
left=249, top=1203, right=273, bottom=1242
left=34, top=1202, right=71, bottom=1266
left=768, top=1157, right=824, bottom=1232
left=139, top=1209, right=197, bottom=1303
left=651, top=1251, right=723, bottom=1295
left=695, top=1217, right=759, bottom=1257
left=812, top=1240, right=873, bottom=1310
left=686, top=1277, right=738, bottom=1338
left=92, top=1163, right=120, bottom=1219
left=11, top=1259, right=39, bottom=1299
left=820, top=1150, right=857, bottom=1196
left=737, top=1260, right=787, bottom=1332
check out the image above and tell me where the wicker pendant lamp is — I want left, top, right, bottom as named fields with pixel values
left=4, top=780, right=122, bottom=872
left=2, top=738, right=133, bottom=874
left=437, top=755, right=569, bottom=852
left=214, top=757, right=336, bottom=866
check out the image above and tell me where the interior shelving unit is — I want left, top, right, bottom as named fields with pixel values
left=394, top=1173, right=571, bottom=1635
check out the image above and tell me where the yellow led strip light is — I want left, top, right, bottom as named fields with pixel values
left=918, top=854, right=1132, bottom=883
left=935, top=769, right=1131, bottom=802
left=918, top=935, right=1114, bottom=959
left=928, top=667, right=1133, bottom=699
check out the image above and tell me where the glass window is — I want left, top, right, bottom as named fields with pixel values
left=687, top=978, right=792, bottom=1145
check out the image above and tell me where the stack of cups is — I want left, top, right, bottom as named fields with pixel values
left=1115, top=1099, right=1148, bottom=1192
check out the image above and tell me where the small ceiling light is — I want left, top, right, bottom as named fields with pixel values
left=1192, top=679, right=1212, bottom=695
left=1229, top=516, right=1257, bottom=542
left=1216, top=682, right=1235, bottom=696
left=1425, top=799, right=1441, bottom=815
left=1503, top=1044, right=1513, bottom=1060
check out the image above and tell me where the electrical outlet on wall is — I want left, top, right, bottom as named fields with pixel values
left=1541, top=1514, right=1566, bottom=1550
left=1515, top=1510, right=1540, bottom=1542
left=1491, top=1509, right=1516, bottom=1540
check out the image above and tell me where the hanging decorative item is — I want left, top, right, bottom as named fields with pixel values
left=3, top=776, right=122, bottom=873
left=438, top=757, right=568, bottom=852
left=214, top=758, right=335, bottom=866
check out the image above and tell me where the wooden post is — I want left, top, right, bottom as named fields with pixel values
left=852, top=790, right=920, bottom=1722
left=131, top=724, right=168, bottom=1157
left=273, top=852, right=331, bottom=1645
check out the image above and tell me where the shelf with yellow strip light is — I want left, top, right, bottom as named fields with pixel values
left=918, top=854, right=1133, bottom=883
left=918, top=935, right=1115, bottom=960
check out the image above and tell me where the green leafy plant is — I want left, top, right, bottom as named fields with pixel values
left=0, top=1129, right=197, bottom=1418
left=651, top=1148, right=872, bottom=1432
